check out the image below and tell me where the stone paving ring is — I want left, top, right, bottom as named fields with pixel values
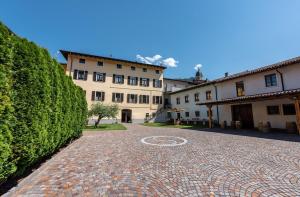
left=141, top=136, right=188, bottom=147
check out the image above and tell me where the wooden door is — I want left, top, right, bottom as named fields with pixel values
left=231, top=104, right=254, bottom=129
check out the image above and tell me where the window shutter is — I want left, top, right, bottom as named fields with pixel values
left=135, top=95, right=138, bottom=103
left=102, top=92, right=105, bottom=101
left=112, top=93, right=115, bottom=102
left=84, top=71, right=88, bottom=80
left=91, top=91, right=95, bottom=101
left=147, top=79, right=150, bottom=86
left=153, top=96, right=155, bottom=104
left=140, top=78, right=142, bottom=86
left=146, top=96, right=149, bottom=104
left=93, top=72, right=96, bottom=81
left=159, top=80, right=162, bottom=88
left=73, top=69, right=78, bottom=79
left=113, top=74, right=115, bottom=83
left=135, top=77, right=138, bottom=85
left=103, top=73, right=106, bottom=82
left=122, top=75, right=124, bottom=84
left=128, top=76, right=130, bottom=85
left=139, top=95, right=142, bottom=103
left=160, top=96, right=162, bottom=104
left=153, top=79, right=155, bottom=87
left=121, top=93, right=124, bottom=102
left=127, top=94, right=130, bottom=103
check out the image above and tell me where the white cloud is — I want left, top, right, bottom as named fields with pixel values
left=194, top=64, right=202, bottom=70
left=136, top=54, right=178, bottom=68
left=162, top=57, right=178, bottom=68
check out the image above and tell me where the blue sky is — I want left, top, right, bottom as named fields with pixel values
left=1, top=0, right=300, bottom=79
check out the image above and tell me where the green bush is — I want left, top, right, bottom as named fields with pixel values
left=0, top=21, right=87, bottom=182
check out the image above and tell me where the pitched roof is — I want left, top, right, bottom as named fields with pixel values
left=170, top=56, right=300, bottom=95
left=60, top=50, right=167, bottom=69
left=197, top=88, right=300, bottom=105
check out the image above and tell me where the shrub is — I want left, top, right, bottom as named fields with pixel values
left=0, top=21, right=87, bottom=183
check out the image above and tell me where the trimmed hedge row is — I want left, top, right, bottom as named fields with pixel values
left=0, top=22, right=87, bottom=183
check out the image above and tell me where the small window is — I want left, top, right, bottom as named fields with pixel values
left=112, top=93, right=124, bottom=103
left=195, top=111, right=200, bottom=117
left=97, top=61, right=103, bottom=66
left=283, top=104, right=296, bottom=115
left=265, top=74, right=277, bottom=87
left=91, top=91, right=105, bottom=101
left=194, top=93, right=199, bottom=102
left=185, top=95, right=189, bottom=103
left=140, top=78, right=149, bottom=87
left=152, top=96, right=162, bottom=104
left=93, top=72, right=106, bottom=82
left=143, top=68, right=147, bottom=72
left=176, top=97, right=180, bottom=105
left=267, top=106, right=280, bottom=115
left=73, top=70, right=88, bottom=80
left=127, top=94, right=138, bottom=103
left=206, top=91, right=212, bottom=100
left=139, top=95, right=150, bottom=104
left=131, top=66, right=136, bottom=71
left=113, top=74, right=124, bottom=84
left=236, top=81, right=245, bottom=97
left=79, top=58, right=85, bottom=64
left=153, top=79, right=162, bottom=88
left=155, top=70, right=160, bottom=74
left=128, top=76, right=138, bottom=86
left=117, top=64, right=122, bottom=69
left=185, top=112, right=189, bottom=117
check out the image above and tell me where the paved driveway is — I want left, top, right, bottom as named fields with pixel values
left=5, top=124, right=300, bottom=196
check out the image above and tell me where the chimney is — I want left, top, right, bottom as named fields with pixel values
left=225, top=72, right=229, bottom=77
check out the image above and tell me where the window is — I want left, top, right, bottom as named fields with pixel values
left=283, top=104, right=296, bottom=115
left=155, top=70, right=160, bottom=74
left=206, top=91, right=212, bottom=100
left=185, top=95, right=189, bottom=103
left=185, top=112, right=190, bottom=117
left=176, top=97, right=180, bottom=105
left=128, top=76, right=138, bottom=85
left=265, top=74, right=277, bottom=87
left=97, top=61, right=103, bottom=66
left=153, top=79, right=162, bottom=88
left=127, top=94, right=138, bottom=103
left=195, top=111, right=200, bottom=117
left=93, top=72, right=106, bottom=82
left=143, top=68, right=147, bottom=72
left=194, top=93, right=199, bottom=102
left=91, top=91, right=105, bottom=101
left=236, top=81, right=245, bottom=97
left=131, top=66, right=136, bottom=71
left=176, top=112, right=181, bottom=119
left=112, top=93, right=124, bottom=103
left=117, top=64, right=122, bottom=69
left=152, top=96, right=162, bottom=104
left=139, top=95, right=149, bottom=104
left=140, top=78, right=149, bottom=87
left=267, top=106, right=280, bottom=115
left=113, top=74, right=124, bottom=84
left=73, top=70, right=88, bottom=80
left=79, top=58, right=85, bottom=64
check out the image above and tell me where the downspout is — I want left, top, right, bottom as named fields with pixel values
left=276, top=69, right=285, bottom=91
left=214, top=84, right=220, bottom=125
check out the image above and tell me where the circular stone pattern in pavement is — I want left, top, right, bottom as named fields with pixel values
left=141, top=136, right=188, bottom=146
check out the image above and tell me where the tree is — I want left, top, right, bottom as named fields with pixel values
left=88, top=103, right=119, bottom=127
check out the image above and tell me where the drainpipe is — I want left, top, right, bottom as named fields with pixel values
left=214, top=84, right=220, bottom=125
left=276, top=69, right=285, bottom=91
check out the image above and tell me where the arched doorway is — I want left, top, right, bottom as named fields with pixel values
left=121, top=109, right=132, bottom=123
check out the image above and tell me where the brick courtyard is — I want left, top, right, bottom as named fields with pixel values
left=4, top=124, right=300, bottom=196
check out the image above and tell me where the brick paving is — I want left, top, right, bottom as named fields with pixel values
left=4, top=124, right=300, bottom=197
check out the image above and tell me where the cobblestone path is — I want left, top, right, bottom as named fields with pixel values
left=4, top=124, right=300, bottom=196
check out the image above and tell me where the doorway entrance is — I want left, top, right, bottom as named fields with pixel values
left=231, top=104, right=254, bottom=129
left=121, top=109, right=132, bottom=123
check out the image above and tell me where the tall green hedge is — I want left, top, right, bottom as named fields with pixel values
left=0, top=22, right=87, bottom=183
